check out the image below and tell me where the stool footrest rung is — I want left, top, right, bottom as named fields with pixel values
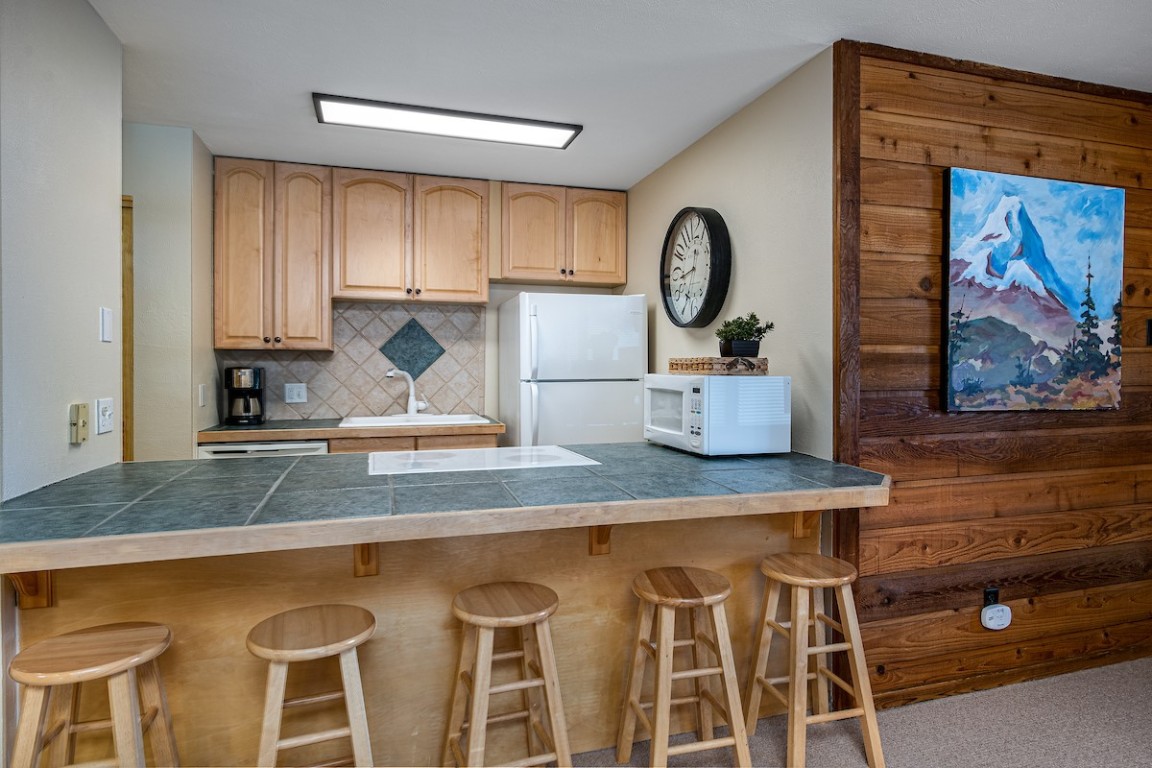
left=284, top=689, right=345, bottom=708
left=667, top=735, right=739, bottom=757
left=671, top=664, right=722, bottom=682
left=309, top=757, right=355, bottom=767
left=820, top=667, right=857, bottom=697
left=504, top=751, right=558, bottom=767
left=492, top=649, right=525, bottom=663
left=277, top=725, right=351, bottom=751
left=699, top=688, right=730, bottom=723
left=807, top=707, right=865, bottom=725
left=69, top=761, right=118, bottom=768
left=807, top=641, right=852, bottom=655
left=489, top=676, right=545, bottom=696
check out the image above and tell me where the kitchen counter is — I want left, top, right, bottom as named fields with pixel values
left=197, top=416, right=505, bottom=443
left=0, top=443, right=887, bottom=574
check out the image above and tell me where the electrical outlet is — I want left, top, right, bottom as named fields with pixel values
left=284, top=383, right=307, bottom=403
left=96, top=398, right=114, bottom=434
left=69, top=403, right=89, bottom=444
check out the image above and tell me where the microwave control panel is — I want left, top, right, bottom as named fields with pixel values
left=689, top=386, right=703, bottom=446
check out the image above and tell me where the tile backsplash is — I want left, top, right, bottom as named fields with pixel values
left=216, top=302, right=484, bottom=421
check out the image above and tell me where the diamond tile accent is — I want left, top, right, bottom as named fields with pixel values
left=380, top=319, right=445, bottom=380
left=216, top=302, right=484, bottom=420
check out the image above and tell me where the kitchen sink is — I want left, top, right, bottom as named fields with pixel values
left=338, top=414, right=491, bottom=428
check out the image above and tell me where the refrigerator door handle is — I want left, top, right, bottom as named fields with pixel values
left=529, top=382, right=540, bottom=446
left=528, top=309, right=539, bottom=380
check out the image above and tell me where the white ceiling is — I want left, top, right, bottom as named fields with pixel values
left=89, top=0, right=1152, bottom=190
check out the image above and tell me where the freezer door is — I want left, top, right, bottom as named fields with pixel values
left=525, top=293, right=646, bottom=381
left=514, top=380, right=644, bottom=446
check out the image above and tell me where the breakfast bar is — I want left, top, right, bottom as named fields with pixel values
left=1, top=443, right=888, bottom=766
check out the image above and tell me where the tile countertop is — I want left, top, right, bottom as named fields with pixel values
left=0, top=443, right=889, bottom=574
left=197, top=417, right=505, bottom=443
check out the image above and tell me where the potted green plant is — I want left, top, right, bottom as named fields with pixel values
left=715, top=312, right=774, bottom=357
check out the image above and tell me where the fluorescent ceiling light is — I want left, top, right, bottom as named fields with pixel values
left=313, top=93, right=582, bottom=149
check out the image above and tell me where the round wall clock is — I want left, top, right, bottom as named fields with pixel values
left=659, top=207, right=731, bottom=328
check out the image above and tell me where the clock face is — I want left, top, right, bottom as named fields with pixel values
left=659, top=207, right=731, bottom=328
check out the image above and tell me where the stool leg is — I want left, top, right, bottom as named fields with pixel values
left=257, top=660, right=289, bottom=768
left=444, top=623, right=478, bottom=767
left=689, top=606, right=714, bottom=742
left=837, top=583, right=885, bottom=768
left=745, top=578, right=783, bottom=736
left=708, top=603, right=752, bottom=768
left=339, top=647, right=374, bottom=768
left=534, top=617, right=572, bottom=767
left=464, top=626, right=495, bottom=767
left=810, top=586, right=831, bottom=716
left=46, top=683, right=79, bottom=768
left=615, top=600, right=653, bottom=763
left=137, top=659, right=180, bottom=767
left=786, top=586, right=811, bottom=768
left=10, top=685, right=51, bottom=768
left=650, top=604, right=675, bottom=768
left=519, top=624, right=544, bottom=757
left=107, top=668, right=145, bottom=768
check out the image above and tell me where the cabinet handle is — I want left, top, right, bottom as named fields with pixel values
left=263, top=336, right=271, bottom=343
left=406, top=288, right=413, bottom=295
left=414, top=288, right=422, bottom=295
left=274, top=336, right=282, bottom=343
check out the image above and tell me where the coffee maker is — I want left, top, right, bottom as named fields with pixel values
left=224, top=367, right=265, bottom=425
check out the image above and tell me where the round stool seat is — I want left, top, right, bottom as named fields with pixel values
left=9, top=622, right=171, bottom=686
left=452, top=581, right=558, bottom=628
left=760, top=552, right=857, bottom=588
left=247, top=604, right=375, bottom=663
left=632, top=566, right=732, bottom=607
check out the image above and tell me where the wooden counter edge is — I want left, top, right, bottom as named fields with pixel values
left=0, top=480, right=890, bottom=574
left=197, top=421, right=505, bottom=443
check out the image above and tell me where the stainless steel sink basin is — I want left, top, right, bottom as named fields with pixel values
left=338, top=414, right=490, bottom=428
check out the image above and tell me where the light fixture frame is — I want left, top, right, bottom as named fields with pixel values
left=312, top=92, right=583, bottom=149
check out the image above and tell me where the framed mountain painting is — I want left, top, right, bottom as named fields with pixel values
left=946, top=168, right=1124, bottom=411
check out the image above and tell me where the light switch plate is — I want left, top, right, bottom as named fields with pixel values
left=99, top=307, right=113, bottom=343
left=96, top=398, right=114, bottom=434
left=284, top=383, right=307, bottom=403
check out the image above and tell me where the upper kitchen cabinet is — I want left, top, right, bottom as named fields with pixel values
left=332, top=172, right=488, bottom=304
left=214, top=158, right=332, bottom=350
left=332, top=168, right=411, bottom=300
left=411, top=175, right=489, bottom=303
left=498, top=183, right=626, bottom=286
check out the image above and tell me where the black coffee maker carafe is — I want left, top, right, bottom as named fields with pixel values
left=224, top=367, right=265, bottom=425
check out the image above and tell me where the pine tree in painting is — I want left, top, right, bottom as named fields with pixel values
left=1059, top=256, right=1110, bottom=381
left=1106, top=298, right=1123, bottom=374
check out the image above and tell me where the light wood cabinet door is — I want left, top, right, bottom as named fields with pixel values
left=214, top=158, right=274, bottom=348
left=567, top=188, right=627, bottom=286
left=501, top=183, right=566, bottom=282
left=413, top=175, right=489, bottom=303
left=333, top=168, right=411, bottom=300
left=214, top=158, right=332, bottom=350
left=273, top=163, right=332, bottom=349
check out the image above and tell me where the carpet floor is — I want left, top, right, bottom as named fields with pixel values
left=574, top=656, right=1152, bottom=767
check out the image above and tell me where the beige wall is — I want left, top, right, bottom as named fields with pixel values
left=624, top=49, right=834, bottom=458
left=123, top=124, right=217, bottom=460
left=0, top=0, right=123, bottom=493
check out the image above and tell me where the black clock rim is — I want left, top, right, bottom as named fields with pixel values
left=659, top=206, right=732, bottom=328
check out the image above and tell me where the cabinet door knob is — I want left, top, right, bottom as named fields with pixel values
left=414, top=288, right=422, bottom=295
left=274, top=336, right=282, bottom=343
left=263, top=336, right=271, bottom=343
left=406, top=288, right=413, bottom=295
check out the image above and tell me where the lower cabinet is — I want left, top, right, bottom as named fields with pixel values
left=327, top=434, right=498, bottom=454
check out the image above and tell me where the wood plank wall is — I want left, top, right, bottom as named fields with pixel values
left=835, top=42, right=1152, bottom=707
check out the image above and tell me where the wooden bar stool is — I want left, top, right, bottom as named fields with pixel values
left=443, top=581, right=571, bottom=767
left=246, top=604, right=376, bottom=768
left=616, top=566, right=751, bottom=768
left=745, top=552, right=884, bottom=768
left=8, top=621, right=179, bottom=768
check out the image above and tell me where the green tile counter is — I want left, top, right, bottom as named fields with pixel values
left=4, top=442, right=888, bottom=766
left=0, top=443, right=888, bottom=574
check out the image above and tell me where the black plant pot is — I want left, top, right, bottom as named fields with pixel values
left=719, top=340, right=760, bottom=357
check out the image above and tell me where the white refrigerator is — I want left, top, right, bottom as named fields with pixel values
left=498, top=292, right=647, bottom=446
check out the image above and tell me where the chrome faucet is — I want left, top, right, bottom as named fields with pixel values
left=386, top=368, right=428, bottom=416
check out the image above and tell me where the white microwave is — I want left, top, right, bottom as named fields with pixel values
left=643, top=374, right=791, bottom=456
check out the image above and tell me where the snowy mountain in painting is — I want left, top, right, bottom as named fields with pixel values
left=949, top=195, right=1076, bottom=348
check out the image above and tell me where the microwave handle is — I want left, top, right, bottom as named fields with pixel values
left=529, top=382, right=540, bottom=446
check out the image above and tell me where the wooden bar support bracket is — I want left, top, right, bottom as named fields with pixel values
left=7, top=571, right=55, bottom=609
left=792, top=511, right=821, bottom=539
left=353, top=543, right=379, bottom=577
left=588, top=525, right=614, bottom=556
